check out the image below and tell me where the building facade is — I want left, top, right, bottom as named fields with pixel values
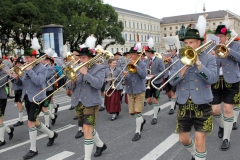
left=103, top=7, right=162, bottom=54
left=161, top=10, right=240, bottom=51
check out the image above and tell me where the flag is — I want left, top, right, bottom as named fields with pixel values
left=136, top=33, right=139, bottom=42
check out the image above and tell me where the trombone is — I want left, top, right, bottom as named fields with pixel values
left=215, top=34, right=238, bottom=58
left=151, top=40, right=214, bottom=90
left=105, top=62, right=130, bottom=97
left=33, top=51, right=111, bottom=105
left=13, top=54, right=47, bottom=77
left=126, top=50, right=145, bottom=73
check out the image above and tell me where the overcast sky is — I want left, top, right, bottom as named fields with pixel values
left=103, top=0, right=240, bottom=19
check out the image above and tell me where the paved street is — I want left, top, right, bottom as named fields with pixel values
left=1, top=91, right=240, bottom=160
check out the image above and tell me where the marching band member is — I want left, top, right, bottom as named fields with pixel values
left=210, top=23, right=240, bottom=150
left=0, top=59, right=14, bottom=146
left=105, top=58, right=123, bottom=121
left=170, top=16, right=217, bottom=160
left=12, top=57, right=25, bottom=127
left=123, top=43, right=147, bottom=141
left=162, top=36, right=181, bottom=115
left=69, top=47, right=84, bottom=139
left=12, top=39, right=58, bottom=159
left=145, top=37, right=165, bottom=125
left=69, top=36, right=107, bottom=160
left=41, top=52, right=58, bottom=129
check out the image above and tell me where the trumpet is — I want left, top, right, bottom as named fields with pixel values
left=33, top=51, right=111, bottom=105
left=13, top=54, right=47, bottom=77
left=146, top=67, right=152, bottom=89
left=126, top=50, right=145, bottom=74
left=215, top=34, right=238, bottom=58
left=151, top=40, right=213, bottom=90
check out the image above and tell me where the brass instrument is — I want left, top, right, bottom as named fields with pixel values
left=126, top=50, right=144, bottom=74
left=146, top=67, right=152, bottom=89
left=0, top=64, right=4, bottom=70
left=215, top=34, right=238, bottom=58
left=151, top=40, right=213, bottom=90
left=33, top=51, right=111, bottom=105
left=163, top=58, right=169, bottom=64
left=67, top=55, right=74, bottom=61
left=13, top=54, right=47, bottom=77
left=105, top=61, right=130, bottom=97
left=155, top=53, right=162, bottom=59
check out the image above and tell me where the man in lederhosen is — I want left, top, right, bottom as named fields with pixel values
left=170, top=23, right=217, bottom=159
left=210, top=24, right=240, bottom=150
left=12, top=46, right=58, bottom=159
left=144, top=42, right=165, bottom=125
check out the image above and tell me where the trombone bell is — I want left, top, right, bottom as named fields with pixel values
left=215, top=45, right=229, bottom=58
left=179, top=46, right=197, bottom=66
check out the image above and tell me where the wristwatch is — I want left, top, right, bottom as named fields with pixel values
left=196, top=61, right=202, bottom=66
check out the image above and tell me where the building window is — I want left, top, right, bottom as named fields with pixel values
left=170, top=33, right=172, bottom=36
left=213, top=22, right=216, bottom=26
left=154, top=26, right=155, bottom=31
left=164, top=27, right=166, bottom=30
left=137, top=23, right=139, bottom=29
left=219, top=22, right=222, bottom=24
left=144, top=24, right=146, bottom=30
left=170, top=27, right=172, bottom=30
left=124, top=21, right=126, bottom=27
left=116, top=48, right=118, bottom=52
left=151, top=25, right=152, bottom=30
left=157, top=26, right=158, bottom=31
left=121, top=48, right=123, bottom=52
left=158, top=37, right=159, bottom=42
left=164, top=34, right=167, bottom=37
left=133, top=22, right=135, bottom=28
left=175, top=26, right=178, bottom=29
left=141, top=23, right=142, bottom=29
left=126, top=48, right=128, bottom=52
left=148, top=25, right=149, bottom=30
left=206, top=23, right=209, bottom=26
left=134, top=35, right=135, bottom=41
left=129, top=22, right=131, bottom=28
left=141, top=35, right=143, bottom=41
left=154, top=36, right=156, bottom=42
left=145, top=35, right=147, bottom=41
left=158, top=48, right=160, bottom=52
left=130, top=34, right=131, bottom=40
left=125, top=34, right=127, bottom=40
left=111, top=48, right=114, bottom=53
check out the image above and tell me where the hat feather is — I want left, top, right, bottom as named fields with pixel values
left=147, top=37, right=154, bottom=48
left=30, top=37, right=41, bottom=51
left=223, top=14, right=230, bottom=29
left=85, top=35, right=96, bottom=49
left=196, top=15, right=206, bottom=38
left=135, top=42, right=142, bottom=52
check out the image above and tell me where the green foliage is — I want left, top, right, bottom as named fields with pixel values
left=0, top=0, right=124, bottom=52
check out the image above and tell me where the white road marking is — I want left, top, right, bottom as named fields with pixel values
left=4, top=105, right=70, bottom=126
left=46, top=151, right=75, bottom=160
left=0, top=124, right=76, bottom=153
left=140, top=133, right=179, bottom=160
left=143, top=101, right=172, bottom=116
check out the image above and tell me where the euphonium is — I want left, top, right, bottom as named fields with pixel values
left=215, top=34, right=238, bottom=58
left=146, top=67, right=152, bottom=89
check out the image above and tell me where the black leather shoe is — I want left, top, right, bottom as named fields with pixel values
left=232, top=122, right=237, bottom=130
left=23, top=150, right=38, bottom=160
left=69, top=106, right=75, bottom=110
left=0, top=140, right=6, bottom=146
left=132, top=133, right=141, bottom=141
left=116, top=112, right=119, bottom=116
left=141, top=119, right=146, bottom=131
left=151, top=118, right=157, bottom=125
left=218, top=127, right=224, bottom=138
left=73, top=116, right=78, bottom=120
left=221, top=139, right=230, bottom=151
left=191, top=156, right=195, bottom=160
left=47, top=132, right=58, bottom=146
left=168, top=109, right=174, bottom=115
left=8, top=127, right=14, bottom=140
left=13, top=121, right=24, bottom=127
left=51, top=115, right=58, bottom=125
left=54, top=104, right=59, bottom=113
left=99, top=106, right=105, bottom=111
left=75, top=130, right=84, bottom=139
left=94, top=143, right=107, bottom=157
